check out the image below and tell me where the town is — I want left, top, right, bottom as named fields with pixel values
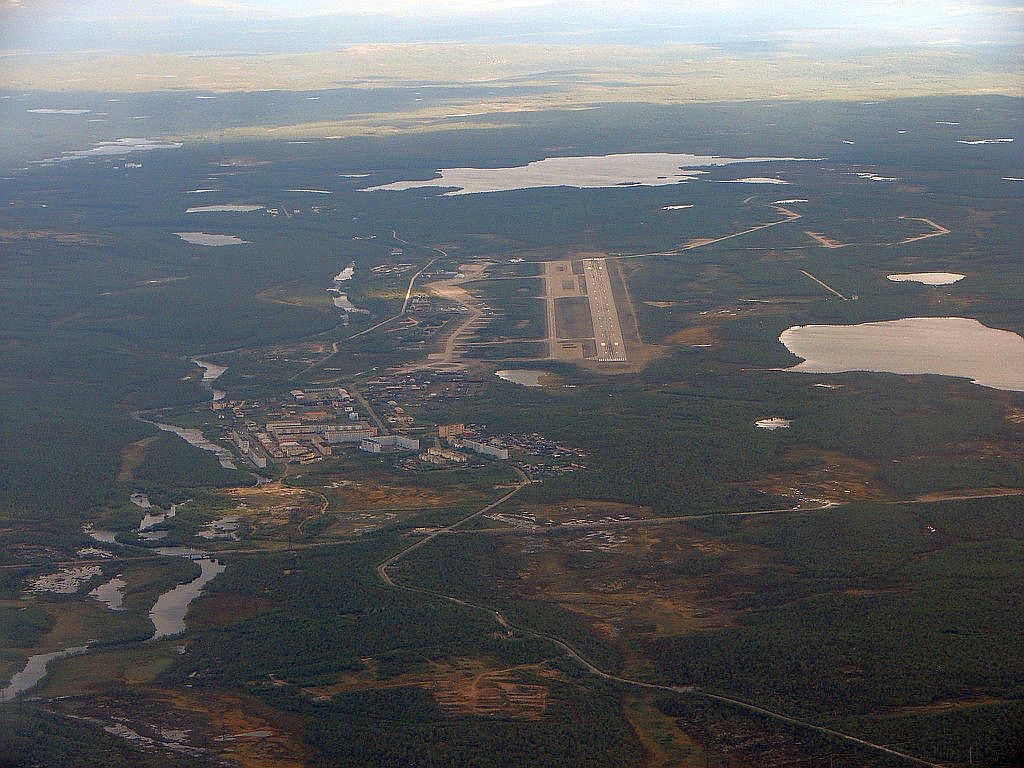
left=208, top=368, right=586, bottom=476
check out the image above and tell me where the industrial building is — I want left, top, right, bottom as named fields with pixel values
left=359, top=435, right=420, bottom=453
left=419, top=446, right=469, bottom=465
left=229, top=431, right=269, bottom=468
left=267, top=420, right=377, bottom=444
left=462, top=439, right=510, bottom=460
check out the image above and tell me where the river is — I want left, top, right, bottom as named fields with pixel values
left=1, top=647, right=90, bottom=701
left=2, top=353, right=247, bottom=699
left=148, top=549, right=226, bottom=641
left=2, top=504, right=227, bottom=699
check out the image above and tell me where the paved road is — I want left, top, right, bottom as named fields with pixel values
left=372, top=476, right=947, bottom=767
left=799, top=269, right=849, bottom=300
left=346, top=255, right=438, bottom=340
left=348, top=383, right=389, bottom=436
left=293, top=231, right=443, bottom=378
left=376, top=467, right=531, bottom=588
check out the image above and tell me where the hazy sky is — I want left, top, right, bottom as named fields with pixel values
left=2, top=0, right=1022, bottom=52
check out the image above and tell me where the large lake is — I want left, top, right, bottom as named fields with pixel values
left=185, top=204, right=264, bottom=213
left=779, top=317, right=1024, bottom=392
left=887, top=272, right=964, bottom=285
left=176, top=232, right=248, bottom=246
left=362, top=152, right=817, bottom=195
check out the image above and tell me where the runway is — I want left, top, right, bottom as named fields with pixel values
left=582, top=257, right=627, bottom=362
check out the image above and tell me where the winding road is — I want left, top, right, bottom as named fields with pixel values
left=374, top=466, right=945, bottom=768
left=293, top=230, right=445, bottom=379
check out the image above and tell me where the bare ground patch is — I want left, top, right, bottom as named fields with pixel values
left=665, top=326, right=717, bottom=346
left=523, top=499, right=655, bottom=525
left=751, top=448, right=893, bottom=503
left=52, top=687, right=308, bottom=768
left=321, top=480, right=463, bottom=511
left=224, top=482, right=324, bottom=525
left=117, top=436, right=157, bottom=483
left=624, top=697, right=707, bottom=768
left=0, top=228, right=109, bottom=246
left=305, top=657, right=554, bottom=720
left=512, top=527, right=774, bottom=640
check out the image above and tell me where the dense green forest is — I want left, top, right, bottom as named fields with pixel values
left=1, top=93, right=1021, bottom=767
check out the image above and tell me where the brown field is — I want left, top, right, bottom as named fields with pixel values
left=51, top=686, right=308, bottom=768
left=305, top=657, right=554, bottom=720
left=512, top=526, right=773, bottom=641
left=320, top=479, right=470, bottom=511
left=165, top=689, right=309, bottom=768
left=37, top=644, right=177, bottom=697
left=224, top=482, right=324, bottom=524
left=1005, top=406, right=1024, bottom=425
left=117, top=436, right=156, bottom=483
left=889, top=695, right=1009, bottom=716
left=4, top=598, right=131, bottom=659
left=913, top=487, right=1024, bottom=502
left=665, top=326, right=717, bottom=346
left=624, top=697, right=706, bottom=768
left=255, top=284, right=333, bottom=309
left=751, top=447, right=892, bottom=503
left=554, top=296, right=595, bottom=339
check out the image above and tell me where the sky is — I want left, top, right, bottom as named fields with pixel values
left=2, top=0, right=1022, bottom=52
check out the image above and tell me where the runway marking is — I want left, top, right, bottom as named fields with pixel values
left=582, top=257, right=627, bottom=362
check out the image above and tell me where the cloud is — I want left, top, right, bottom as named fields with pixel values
left=183, top=0, right=570, bottom=16
left=2, top=0, right=1021, bottom=52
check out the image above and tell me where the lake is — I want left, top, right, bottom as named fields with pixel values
left=144, top=419, right=237, bottom=469
left=192, top=358, right=228, bottom=402
left=185, top=204, right=264, bottom=213
left=89, top=576, right=126, bottom=611
left=362, top=152, right=817, bottom=195
left=176, top=232, right=249, bottom=246
left=715, top=177, right=789, bottom=184
left=887, top=272, right=964, bottom=285
left=779, top=317, right=1024, bottom=392
left=495, top=369, right=547, bottom=387
left=755, top=417, right=791, bottom=430
left=1, top=647, right=90, bottom=700
left=36, top=137, right=182, bottom=165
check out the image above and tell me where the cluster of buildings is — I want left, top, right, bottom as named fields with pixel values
left=361, top=369, right=489, bottom=417
left=433, top=423, right=510, bottom=460
left=407, top=294, right=470, bottom=315
left=360, top=434, right=420, bottom=453
left=460, top=426, right=587, bottom=477
left=207, top=361, right=584, bottom=477
left=219, top=385, right=380, bottom=467
left=419, top=446, right=468, bottom=465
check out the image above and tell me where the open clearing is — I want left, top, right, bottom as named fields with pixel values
left=897, top=216, right=951, bottom=244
